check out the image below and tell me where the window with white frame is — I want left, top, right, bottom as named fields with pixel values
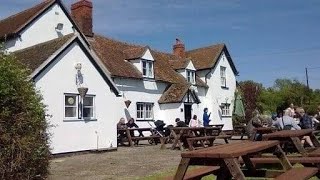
left=136, top=102, right=154, bottom=120
left=220, top=66, right=226, bottom=87
left=186, top=70, right=195, bottom=84
left=65, top=95, right=78, bottom=118
left=142, top=60, right=154, bottom=78
left=221, top=103, right=230, bottom=116
left=64, top=94, right=96, bottom=120
left=83, top=96, right=95, bottom=118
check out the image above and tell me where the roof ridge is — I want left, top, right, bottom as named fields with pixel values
left=14, top=33, right=74, bottom=53
left=186, top=43, right=225, bottom=53
left=94, top=34, right=145, bottom=48
left=0, top=0, right=54, bottom=24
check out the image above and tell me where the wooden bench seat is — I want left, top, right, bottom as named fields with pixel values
left=216, top=135, right=232, bottom=143
left=131, top=136, right=160, bottom=140
left=307, top=147, right=320, bottom=157
left=274, top=167, right=318, bottom=180
left=164, top=166, right=220, bottom=180
left=131, top=136, right=160, bottom=145
left=187, top=136, right=216, bottom=151
left=239, top=156, right=320, bottom=165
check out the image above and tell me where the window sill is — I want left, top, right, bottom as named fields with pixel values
left=63, top=118, right=97, bottom=122
left=143, top=77, right=155, bottom=81
left=221, top=86, right=229, bottom=90
left=221, top=116, right=232, bottom=118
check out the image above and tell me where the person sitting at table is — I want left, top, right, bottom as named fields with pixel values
left=272, top=109, right=301, bottom=130
left=117, top=117, right=127, bottom=129
left=203, top=108, right=211, bottom=127
left=296, top=108, right=315, bottom=148
left=117, top=118, right=127, bottom=145
left=189, top=115, right=199, bottom=127
left=246, top=110, right=263, bottom=140
left=126, top=118, right=143, bottom=137
left=175, top=118, right=187, bottom=127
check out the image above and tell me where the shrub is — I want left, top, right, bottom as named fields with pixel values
left=0, top=47, right=50, bottom=179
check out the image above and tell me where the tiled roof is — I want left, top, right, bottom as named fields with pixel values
left=13, top=34, right=74, bottom=72
left=0, top=0, right=55, bottom=40
left=123, top=46, right=147, bottom=60
left=186, top=44, right=225, bottom=70
left=90, top=35, right=187, bottom=84
left=186, top=43, right=238, bottom=74
left=158, top=83, right=190, bottom=104
left=169, top=58, right=190, bottom=70
left=195, top=76, right=208, bottom=88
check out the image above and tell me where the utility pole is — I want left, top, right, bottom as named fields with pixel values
left=305, top=67, right=309, bottom=89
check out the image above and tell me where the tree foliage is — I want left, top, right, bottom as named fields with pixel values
left=238, top=80, right=262, bottom=120
left=0, top=47, right=50, bottom=179
left=239, top=78, right=319, bottom=118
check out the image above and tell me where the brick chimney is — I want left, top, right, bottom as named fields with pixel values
left=173, top=38, right=185, bottom=58
left=71, top=0, right=93, bottom=37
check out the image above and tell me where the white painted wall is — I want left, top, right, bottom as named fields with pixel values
left=114, top=78, right=172, bottom=127
left=34, top=41, right=122, bottom=154
left=186, top=61, right=196, bottom=71
left=141, top=49, right=154, bottom=61
left=6, top=3, right=75, bottom=52
left=197, top=52, right=237, bottom=130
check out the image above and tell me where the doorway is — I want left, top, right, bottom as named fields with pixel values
left=184, top=104, right=192, bottom=125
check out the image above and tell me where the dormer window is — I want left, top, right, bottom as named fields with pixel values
left=142, top=60, right=154, bottom=78
left=186, top=70, right=195, bottom=84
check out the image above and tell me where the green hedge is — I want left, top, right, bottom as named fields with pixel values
left=0, top=47, right=50, bottom=179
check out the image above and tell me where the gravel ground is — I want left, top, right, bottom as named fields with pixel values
left=48, top=142, right=182, bottom=180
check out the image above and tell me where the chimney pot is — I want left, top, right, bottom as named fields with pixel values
left=173, top=38, right=185, bottom=58
left=71, top=0, right=93, bottom=37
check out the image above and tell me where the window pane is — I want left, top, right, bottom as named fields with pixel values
left=148, top=62, right=153, bottom=77
left=65, top=96, right=76, bottom=106
left=83, top=107, right=93, bottom=118
left=84, top=97, right=93, bottom=106
left=142, top=62, right=147, bottom=76
left=137, top=104, right=143, bottom=119
left=65, top=107, right=77, bottom=117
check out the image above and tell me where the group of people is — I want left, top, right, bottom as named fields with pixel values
left=175, top=108, right=212, bottom=128
left=247, top=103, right=320, bottom=148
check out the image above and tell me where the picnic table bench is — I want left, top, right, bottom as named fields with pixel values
left=250, top=127, right=277, bottom=141
left=173, top=140, right=298, bottom=180
left=167, top=127, right=222, bottom=150
left=262, top=129, right=320, bottom=155
left=117, top=127, right=162, bottom=147
left=232, top=125, right=247, bottom=140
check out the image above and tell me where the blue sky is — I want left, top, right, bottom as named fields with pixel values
left=1, top=0, right=320, bottom=89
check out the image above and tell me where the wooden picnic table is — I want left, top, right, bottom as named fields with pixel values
left=168, top=127, right=221, bottom=150
left=250, top=127, right=277, bottom=141
left=233, top=125, right=247, bottom=139
left=117, top=127, right=161, bottom=147
left=174, top=140, right=292, bottom=180
left=262, top=129, right=320, bottom=155
left=209, top=124, right=224, bottom=129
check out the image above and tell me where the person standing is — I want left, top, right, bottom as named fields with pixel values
left=203, top=108, right=211, bottom=127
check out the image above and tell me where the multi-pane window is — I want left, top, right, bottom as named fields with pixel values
left=221, top=103, right=230, bottom=116
left=186, top=70, right=195, bottom=84
left=142, top=61, right=154, bottom=78
left=136, top=102, right=154, bottom=120
left=64, top=94, right=95, bottom=120
left=65, top=95, right=78, bottom=118
left=220, top=66, right=226, bottom=87
left=83, top=96, right=94, bottom=118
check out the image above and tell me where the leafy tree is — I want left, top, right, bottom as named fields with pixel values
left=0, top=46, right=50, bottom=179
left=238, top=81, right=262, bottom=120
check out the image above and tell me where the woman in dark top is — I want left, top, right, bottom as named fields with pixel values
left=126, top=118, right=143, bottom=137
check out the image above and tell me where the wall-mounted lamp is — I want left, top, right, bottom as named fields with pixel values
left=55, top=23, right=64, bottom=32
